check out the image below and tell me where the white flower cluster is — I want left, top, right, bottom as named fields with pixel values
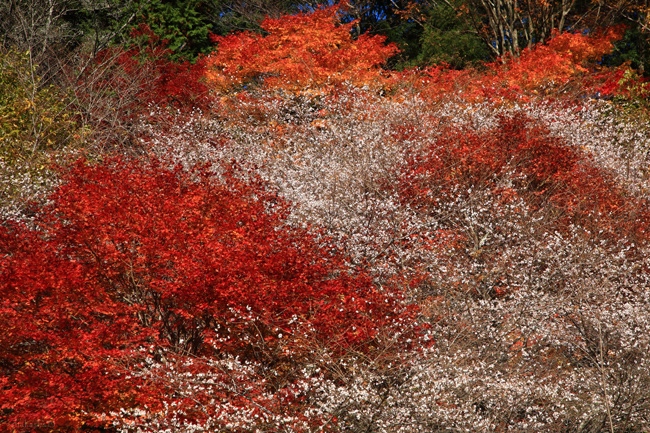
left=0, top=158, right=59, bottom=224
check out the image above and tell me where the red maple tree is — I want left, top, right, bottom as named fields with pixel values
left=205, top=3, right=398, bottom=92
left=0, top=156, right=417, bottom=432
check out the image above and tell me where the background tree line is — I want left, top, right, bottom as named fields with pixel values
left=1, top=0, right=647, bottom=212
left=1, top=0, right=649, bottom=72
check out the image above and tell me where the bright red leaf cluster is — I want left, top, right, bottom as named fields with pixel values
left=0, top=157, right=416, bottom=432
left=396, top=27, right=628, bottom=103
left=490, top=26, right=626, bottom=94
left=0, top=225, right=145, bottom=432
left=400, top=115, right=647, bottom=232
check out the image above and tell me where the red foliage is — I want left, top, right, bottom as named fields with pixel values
left=593, top=66, right=650, bottom=99
left=490, top=27, right=625, bottom=92
left=117, top=25, right=211, bottom=111
left=0, top=157, right=416, bottom=432
left=397, top=28, right=626, bottom=104
left=398, top=114, right=648, bottom=243
left=0, top=224, right=148, bottom=432
left=71, top=24, right=211, bottom=148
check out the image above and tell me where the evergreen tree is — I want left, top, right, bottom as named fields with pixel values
left=412, top=1, right=488, bottom=69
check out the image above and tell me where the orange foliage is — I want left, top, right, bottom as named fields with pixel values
left=397, top=27, right=625, bottom=104
left=492, top=26, right=626, bottom=92
left=205, top=4, right=398, bottom=92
